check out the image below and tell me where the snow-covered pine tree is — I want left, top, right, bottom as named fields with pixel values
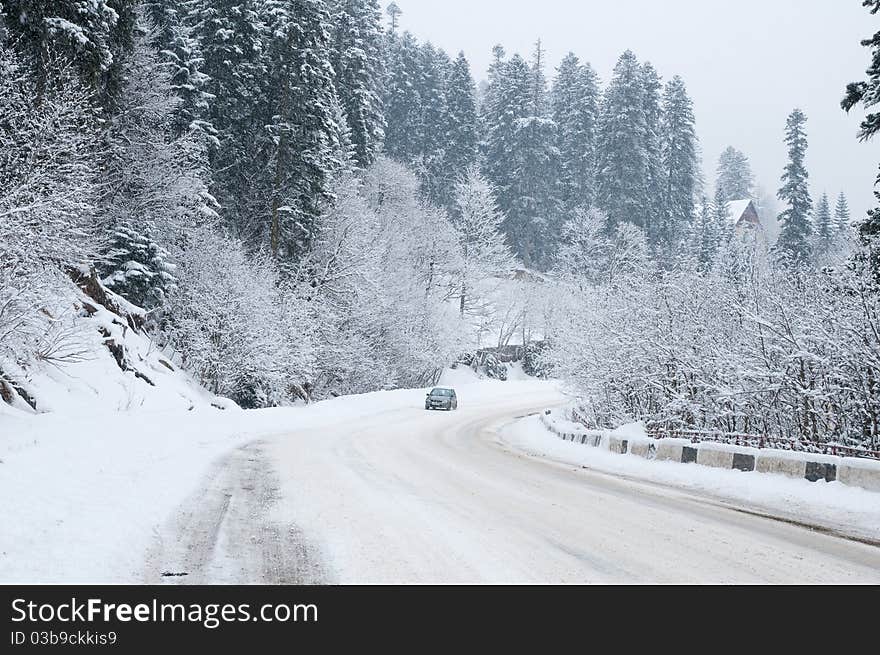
left=774, top=108, right=813, bottom=266
left=712, top=184, right=733, bottom=245
left=331, top=0, right=386, bottom=169
left=814, top=192, right=834, bottom=254
left=529, top=39, right=549, bottom=115
left=385, top=1, right=401, bottom=33
left=835, top=192, right=851, bottom=234
left=190, top=0, right=264, bottom=148
left=100, top=1, right=139, bottom=110
left=716, top=146, right=754, bottom=202
left=263, top=0, right=344, bottom=262
left=641, top=62, right=664, bottom=244
left=150, top=1, right=214, bottom=140
left=695, top=195, right=718, bottom=270
left=443, top=52, right=479, bottom=203
left=451, top=167, right=514, bottom=316
left=595, top=50, right=650, bottom=235
left=483, top=44, right=563, bottom=268
left=480, top=44, right=507, bottom=126
left=551, top=53, right=600, bottom=213
left=382, top=30, right=424, bottom=163
left=181, top=0, right=264, bottom=241
left=100, top=223, right=176, bottom=310
left=416, top=42, right=452, bottom=205
left=144, top=0, right=178, bottom=46
left=483, top=53, right=531, bottom=254
left=2, top=0, right=118, bottom=91
left=842, top=0, right=880, bottom=278
left=658, top=75, right=699, bottom=250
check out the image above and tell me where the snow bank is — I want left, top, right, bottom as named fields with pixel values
left=502, top=415, right=880, bottom=543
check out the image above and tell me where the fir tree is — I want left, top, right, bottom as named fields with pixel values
left=154, top=3, right=215, bottom=140
left=713, top=184, right=733, bottom=245
left=144, top=0, right=179, bottom=46
left=482, top=50, right=562, bottom=267
left=263, top=0, right=343, bottom=261
left=775, top=108, right=813, bottom=265
left=481, top=44, right=507, bottom=123
left=416, top=43, right=452, bottom=204
left=385, top=1, right=401, bottom=34
left=382, top=30, right=424, bottom=163
left=658, top=75, right=699, bottom=249
left=190, top=0, right=264, bottom=143
left=443, top=52, right=479, bottom=190
left=551, top=53, right=600, bottom=212
left=529, top=39, right=549, bottom=115
left=835, top=192, right=851, bottom=233
left=814, top=192, right=834, bottom=250
left=331, top=0, right=386, bottom=169
left=182, top=0, right=265, bottom=238
left=641, top=62, right=664, bottom=243
left=483, top=53, right=531, bottom=240
left=100, top=223, right=177, bottom=310
left=595, top=50, right=650, bottom=235
left=695, top=195, right=718, bottom=270
left=716, top=146, right=754, bottom=202
left=3, top=0, right=119, bottom=91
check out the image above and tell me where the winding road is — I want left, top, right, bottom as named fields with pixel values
left=147, top=382, right=880, bottom=584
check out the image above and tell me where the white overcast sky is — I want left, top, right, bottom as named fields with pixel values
left=390, top=0, right=879, bottom=218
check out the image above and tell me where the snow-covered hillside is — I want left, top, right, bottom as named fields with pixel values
left=0, top=275, right=235, bottom=418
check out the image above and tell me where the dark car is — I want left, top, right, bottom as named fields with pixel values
left=425, top=387, right=458, bottom=411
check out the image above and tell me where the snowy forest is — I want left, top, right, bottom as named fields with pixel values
left=2, top=0, right=880, bottom=452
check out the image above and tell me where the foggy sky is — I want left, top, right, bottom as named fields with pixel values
left=390, top=0, right=879, bottom=221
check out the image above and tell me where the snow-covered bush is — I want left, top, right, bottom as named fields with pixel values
left=164, top=227, right=310, bottom=408
left=303, top=160, right=469, bottom=396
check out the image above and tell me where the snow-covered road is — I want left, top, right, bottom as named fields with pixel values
left=152, top=379, right=880, bottom=584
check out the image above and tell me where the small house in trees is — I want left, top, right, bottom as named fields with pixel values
left=726, top=199, right=762, bottom=234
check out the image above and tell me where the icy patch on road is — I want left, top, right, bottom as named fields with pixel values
left=501, top=415, right=880, bottom=544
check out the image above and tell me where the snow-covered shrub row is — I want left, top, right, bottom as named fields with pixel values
left=547, top=235, right=880, bottom=451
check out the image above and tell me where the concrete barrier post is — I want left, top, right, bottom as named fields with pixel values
left=656, top=441, right=683, bottom=462
left=756, top=454, right=807, bottom=479
left=696, top=448, right=734, bottom=470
